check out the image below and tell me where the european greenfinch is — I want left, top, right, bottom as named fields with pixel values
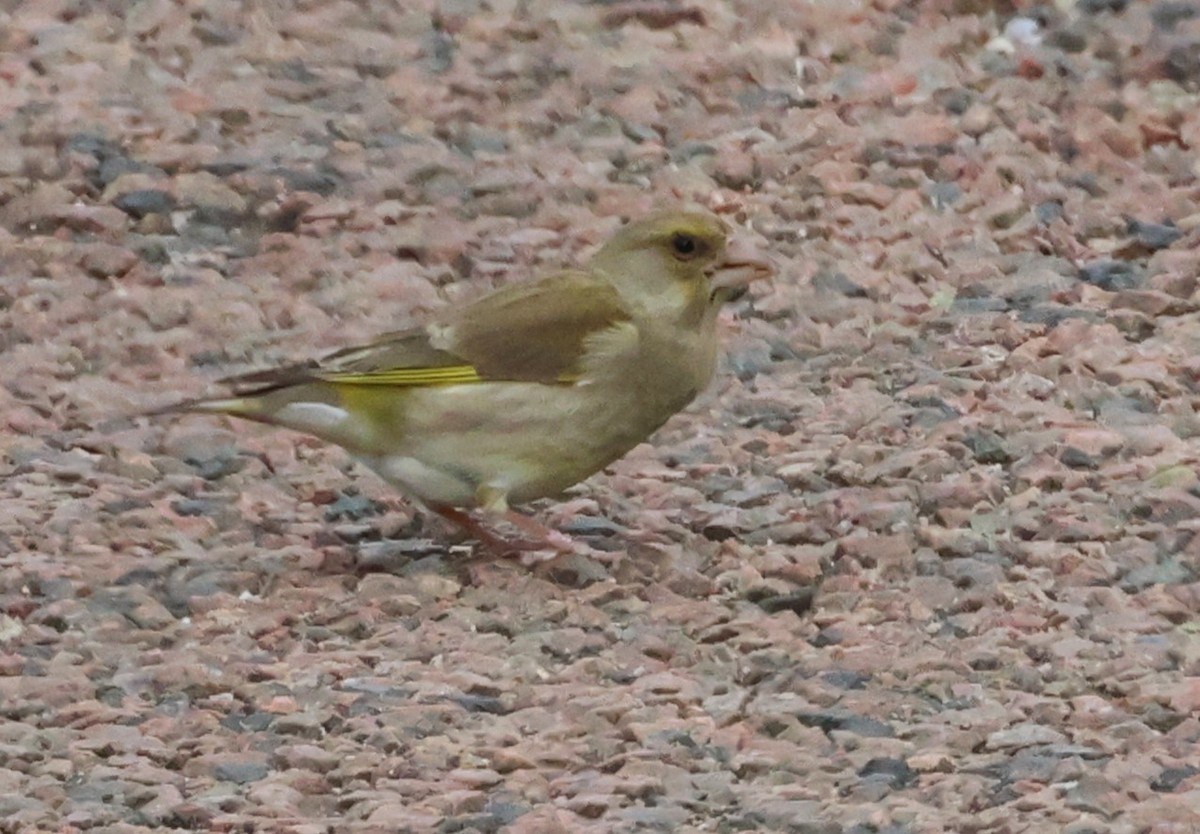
left=156, top=209, right=773, bottom=552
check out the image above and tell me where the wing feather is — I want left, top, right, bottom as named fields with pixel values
left=444, top=271, right=632, bottom=382
left=219, top=271, right=632, bottom=395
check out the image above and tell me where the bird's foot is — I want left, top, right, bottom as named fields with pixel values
left=495, top=510, right=626, bottom=569
left=499, top=510, right=580, bottom=563
left=428, top=503, right=580, bottom=562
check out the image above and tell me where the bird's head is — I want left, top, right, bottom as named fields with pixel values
left=590, top=210, right=774, bottom=323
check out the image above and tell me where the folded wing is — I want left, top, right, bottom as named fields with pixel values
left=221, top=271, right=634, bottom=394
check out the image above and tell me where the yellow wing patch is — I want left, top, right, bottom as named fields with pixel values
left=322, top=365, right=581, bottom=388
left=321, top=365, right=485, bottom=386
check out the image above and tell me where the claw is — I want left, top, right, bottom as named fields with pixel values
left=427, top=503, right=579, bottom=560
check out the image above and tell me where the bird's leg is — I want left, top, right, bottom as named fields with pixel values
left=476, top=485, right=578, bottom=558
left=426, top=502, right=515, bottom=554
left=429, top=500, right=620, bottom=571
left=425, top=500, right=569, bottom=558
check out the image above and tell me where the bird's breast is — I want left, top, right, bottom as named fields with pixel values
left=625, top=321, right=720, bottom=419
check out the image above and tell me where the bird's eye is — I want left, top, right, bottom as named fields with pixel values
left=671, top=233, right=700, bottom=260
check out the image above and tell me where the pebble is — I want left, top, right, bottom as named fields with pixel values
left=174, top=171, right=248, bottom=213
left=986, top=724, right=1069, bottom=750
left=1079, top=260, right=1143, bottom=291
left=113, top=189, right=176, bottom=218
left=210, top=757, right=270, bottom=785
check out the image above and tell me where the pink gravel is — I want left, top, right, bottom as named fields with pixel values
left=3, top=0, right=1200, bottom=831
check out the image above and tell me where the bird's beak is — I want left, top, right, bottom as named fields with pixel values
left=710, top=237, right=776, bottom=300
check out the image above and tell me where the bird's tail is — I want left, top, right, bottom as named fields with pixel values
left=141, top=395, right=264, bottom=420
left=143, top=380, right=370, bottom=446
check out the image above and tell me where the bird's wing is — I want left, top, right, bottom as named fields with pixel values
left=221, top=271, right=633, bottom=394
left=438, top=270, right=634, bottom=383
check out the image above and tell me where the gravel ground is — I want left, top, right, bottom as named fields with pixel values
left=3, top=1, right=1200, bottom=832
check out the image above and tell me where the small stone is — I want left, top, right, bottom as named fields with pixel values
left=797, top=710, right=895, bottom=738
left=1060, top=447, right=1100, bottom=469
left=1165, top=40, right=1200, bottom=85
left=1120, top=557, right=1195, bottom=592
left=1005, top=17, right=1042, bottom=47
left=1127, top=218, right=1183, bottom=251
left=134, top=784, right=187, bottom=825
left=562, top=515, right=624, bottom=537
left=1035, top=201, right=1065, bottom=224
left=963, top=430, right=1012, bottom=464
left=175, top=171, right=248, bottom=214
left=858, top=756, right=917, bottom=789
left=324, top=491, right=385, bottom=521
left=113, top=189, right=176, bottom=218
left=1153, top=1, right=1200, bottom=31
left=273, top=744, right=340, bottom=773
left=960, top=103, right=995, bottom=136
left=939, top=88, right=974, bottom=115
left=78, top=243, right=139, bottom=278
left=212, top=758, right=270, bottom=784
left=754, top=589, right=816, bottom=617
left=127, top=595, right=177, bottom=630
left=820, top=669, right=871, bottom=690
left=355, top=539, right=445, bottom=572
left=602, top=5, right=707, bottom=29
left=1152, top=765, right=1200, bottom=792
left=810, top=627, right=843, bottom=647
left=754, top=800, right=839, bottom=834
left=170, top=497, right=225, bottom=517
left=812, top=268, right=868, bottom=297
left=986, top=723, right=1068, bottom=750
left=1046, top=26, right=1088, bottom=53
left=712, top=146, right=759, bottom=190
left=1079, top=260, right=1142, bottom=291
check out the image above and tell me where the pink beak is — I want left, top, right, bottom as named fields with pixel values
left=710, top=236, right=776, bottom=294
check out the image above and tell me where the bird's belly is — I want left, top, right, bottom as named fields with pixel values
left=356, top=453, right=478, bottom=507
left=360, top=382, right=659, bottom=507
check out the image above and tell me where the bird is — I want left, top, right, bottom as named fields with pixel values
left=153, top=209, right=774, bottom=554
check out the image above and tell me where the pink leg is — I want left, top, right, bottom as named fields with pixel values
left=502, top=510, right=626, bottom=568
left=427, top=503, right=515, bottom=555
left=427, top=503, right=584, bottom=561
left=500, top=511, right=577, bottom=553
